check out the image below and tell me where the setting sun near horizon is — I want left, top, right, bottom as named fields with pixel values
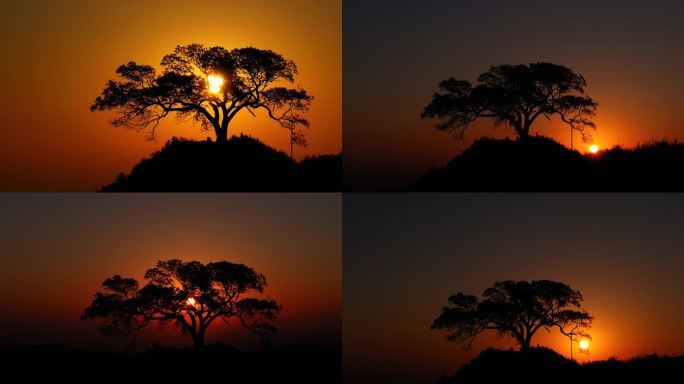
left=344, top=194, right=684, bottom=384
left=344, top=0, right=684, bottom=190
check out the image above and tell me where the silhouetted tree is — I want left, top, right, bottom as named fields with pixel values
left=431, top=280, right=592, bottom=351
left=421, top=63, right=597, bottom=141
left=91, top=44, right=312, bottom=144
left=289, top=127, right=307, bottom=159
left=82, top=259, right=281, bottom=350
left=559, top=310, right=593, bottom=360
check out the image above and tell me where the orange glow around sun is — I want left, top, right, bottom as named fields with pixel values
left=589, top=144, right=599, bottom=153
left=0, top=0, right=341, bottom=190
left=579, top=340, right=589, bottom=350
left=207, top=74, right=224, bottom=94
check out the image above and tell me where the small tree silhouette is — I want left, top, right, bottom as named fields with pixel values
left=559, top=312, right=593, bottom=360
left=82, top=259, right=281, bottom=350
left=431, top=280, right=593, bottom=351
left=91, top=44, right=312, bottom=146
left=421, top=63, right=598, bottom=142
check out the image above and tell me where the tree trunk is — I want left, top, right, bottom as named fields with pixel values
left=516, top=327, right=534, bottom=351
left=215, top=128, right=228, bottom=144
left=513, top=122, right=529, bottom=140
left=515, top=333, right=527, bottom=351
left=517, top=127, right=530, bottom=140
left=520, top=337, right=531, bottom=351
left=191, top=331, right=205, bottom=351
left=520, top=338, right=531, bottom=351
left=521, top=330, right=535, bottom=351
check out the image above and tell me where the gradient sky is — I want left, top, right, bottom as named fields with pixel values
left=344, top=0, right=684, bottom=190
left=0, top=194, right=340, bottom=351
left=344, top=194, right=684, bottom=384
left=0, top=0, right=341, bottom=191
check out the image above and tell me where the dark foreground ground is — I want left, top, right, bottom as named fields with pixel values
left=102, top=135, right=341, bottom=191
left=437, top=347, right=684, bottom=384
left=0, top=343, right=340, bottom=383
left=412, top=136, right=684, bottom=191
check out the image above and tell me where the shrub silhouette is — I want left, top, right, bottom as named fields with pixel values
left=412, top=136, right=684, bottom=191
left=100, top=135, right=341, bottom=191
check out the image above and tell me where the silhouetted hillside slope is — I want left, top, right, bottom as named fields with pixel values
left=101, top=135, right=341, bottom=191
left=437, top=347, right=684, bottom=384
left=412, top=136, right=684, bottom=191
left=0, top=343, right=340, bottom=383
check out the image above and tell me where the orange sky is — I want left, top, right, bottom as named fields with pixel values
left=344, top=194, right=684, bottom=384
left=0, top=194, right=341, bottom=350
left=0, top=0, right=341, bottom=191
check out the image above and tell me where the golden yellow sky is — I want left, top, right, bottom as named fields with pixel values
left=0, top=0, right=341, bottom=191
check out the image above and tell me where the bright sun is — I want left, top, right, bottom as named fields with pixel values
left=589, top=144, right=599, bottom=154
left=579, top=340, right=589, bottom=350
left=186, top=297, right=196, bottom=306
left=207, top=74, right=224, bottom=94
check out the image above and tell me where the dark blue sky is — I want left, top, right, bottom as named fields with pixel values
left=344, top=193, right=684, bottom=384
left=344, top=0, right=684, bottom=189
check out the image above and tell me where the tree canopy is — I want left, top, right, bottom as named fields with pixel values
left=421, top=63, right=598, bottom=142
left=82, top=259, right=281, bottom=350
left=91, top=44, right=312, bottom=145
left=431, top=280, right=592, bottom=350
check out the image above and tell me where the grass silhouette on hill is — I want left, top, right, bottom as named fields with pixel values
left=412, top=136, right=684, bottom=191
left=0, top=343, right=340, bottom=383
left=437, top=347, right=683, bottom=384
left=101, top=134, right=340, bottom=191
